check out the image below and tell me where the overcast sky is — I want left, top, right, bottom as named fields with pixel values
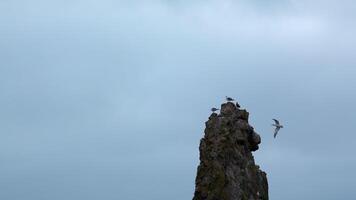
left=1, top=0, right=356, bottom=199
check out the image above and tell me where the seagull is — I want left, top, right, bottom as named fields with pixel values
left=236, top=102, right=240, bottom=108
left=272, top=119, right=283, bottom=138
left=226, top=96, right=235, bottom=102
left=211, top=107, right=219, bottom=113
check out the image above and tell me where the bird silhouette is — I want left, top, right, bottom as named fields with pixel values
left=226, top=96, right=234, bottom=102
left=211, top=107, right=219, bottom=113
left=272, top=119, right=284, bottom=138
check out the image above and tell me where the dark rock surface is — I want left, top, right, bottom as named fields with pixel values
left=193, top=102, right=268, bottom=200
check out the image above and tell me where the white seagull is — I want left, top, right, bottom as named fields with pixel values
left=272, top=119, right=283, bottom=138
left=226, top=96, right=235, bottom=102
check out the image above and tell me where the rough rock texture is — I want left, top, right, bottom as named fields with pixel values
left=193, top=102, right=268, bottom=200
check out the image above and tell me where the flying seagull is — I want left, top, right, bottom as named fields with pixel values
left=211, top=107, right=219, bottom=113
left=272, top=119, right=284, bottom=138
left=226, top=96, right=234, bottom=102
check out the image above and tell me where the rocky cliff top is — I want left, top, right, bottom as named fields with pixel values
left=193, top=102, right=268, bottom=200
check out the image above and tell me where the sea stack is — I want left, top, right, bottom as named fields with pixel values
left=193, top=102, right=268, bottom=200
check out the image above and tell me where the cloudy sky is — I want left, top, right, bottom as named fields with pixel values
left=1, top=0, right=355, bottom=199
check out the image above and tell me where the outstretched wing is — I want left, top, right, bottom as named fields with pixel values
left=274, top=127, right=280, bottom=138
left=273, top=119, right=280, bottom=125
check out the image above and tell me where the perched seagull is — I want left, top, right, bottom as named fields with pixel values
left=272, top=119, right=284, bottom=138
left=236, top=102, right=241, bottom=108
left=211, top=107, right=219, bottom=113
left=226, top=96, right=235, bottom=102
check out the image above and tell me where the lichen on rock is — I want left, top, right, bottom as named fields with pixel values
left=193, top=102, right=268, bottom=200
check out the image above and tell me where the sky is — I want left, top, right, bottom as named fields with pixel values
left=1, top=0, right=356, bottom=199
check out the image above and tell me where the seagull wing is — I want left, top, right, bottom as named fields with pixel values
left=273, top=119, right=280, bottom=125
left=274, top=127, right=280, bottom=138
